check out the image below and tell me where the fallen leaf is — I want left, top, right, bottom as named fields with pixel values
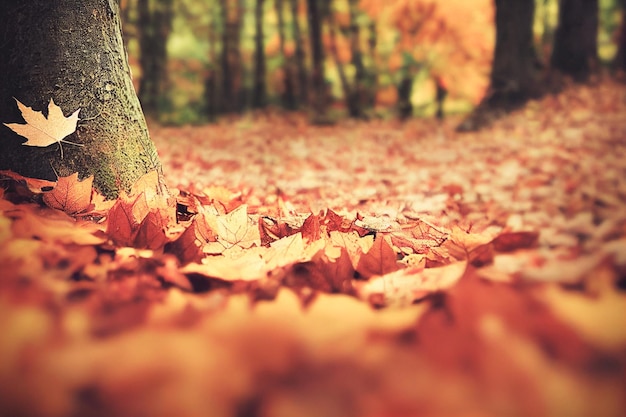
left=42, top=173, right=93, bottom=215
left=0, top=170, right=56, bottom=193
left=355, top=235, right=399, bottom=278
left=358, top=261, right=467, bottom=306
left=216, top=204, right=260, bottom=249
left=492, top=231, right=539, bottom=252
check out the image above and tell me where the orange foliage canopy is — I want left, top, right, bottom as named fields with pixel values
left=362, top=0, right=494, bottom=104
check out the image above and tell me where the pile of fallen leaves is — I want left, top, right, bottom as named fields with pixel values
left=1, top=81, right=626, bottom=417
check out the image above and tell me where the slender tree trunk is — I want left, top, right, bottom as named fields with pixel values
left=551, top=0, right=599, bottom=81
left=276, top=0, right=297, bottom=109
left=138, top=0, right=174, bottom=118
left=252, top=0, right=267, bottom=108
left=367, top=21, right=378, bottom=108
left=205, top=0, right=219, bottom=121
left=616, top=0, right=626, bottom=72
left=220, top=0, right=233, bottom=112
left=307, top=0, right=329, bottom=121
left=0, top=0, right=161, bottom=199
left=290, top=0, right=308, bottom=105
left=327, top=11, right=354, bottom=115
left=397, top=72, right=413, bottom=120
left=220, top=0, right=245, bottom=113
left=347, top=0, right=367, bottom=117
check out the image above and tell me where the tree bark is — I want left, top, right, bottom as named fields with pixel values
left=138, top=0, right=174, bottom=118
left=0, top=0, right=161, bottom=199
left=307, top=0, right=329, bottom=122
left=551, top=0, right=599, bottom=81
left=252, top=0, right=267, bottom=108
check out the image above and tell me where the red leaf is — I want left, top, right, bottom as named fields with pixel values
left=492, top=231, right=539, bottom=252
left=134, top=210, right=169, bottom=250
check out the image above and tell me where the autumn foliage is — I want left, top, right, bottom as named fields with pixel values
left=1, top=82, right=626, bottom=416
left=361, top=0, right=494, bottom=104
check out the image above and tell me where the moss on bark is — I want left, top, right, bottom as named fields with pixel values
left=0, top=0, right=161, bottom=199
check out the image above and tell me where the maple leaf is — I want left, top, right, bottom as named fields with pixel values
left=3, top=98, right=81, bottom=157
left=42, top=173, right=93, bottom=215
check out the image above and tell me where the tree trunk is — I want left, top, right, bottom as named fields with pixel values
left=347, top=0, right=368, bottom=117
left=220, top=0, right=245, bottom=113
left=327, top=10, right=354, bottom=116
left=307, top=0, right=329, bottom=122
left=489, top=0, right=539, bottom=106
left=138, top=0, right=174, bottom=118
left=290, top=0, right=308, bottom=106
left=0, top=0, right=161, bottom=199
left=220, top=0, right=235, bottom=113
left=205, top=0, right=219, bottom=121
left=457, top=0, right=539, bottom=131
left=616, top=0, right=626, bottom=72
left=276, top=0, right=297, bottom=109
left=252, top=0, right=267, bottom=108
left=367, top=21, right=378, bottom=109
left=551, top=0, right=599, bottom=81
left=397, top=73, right=413, bottom=120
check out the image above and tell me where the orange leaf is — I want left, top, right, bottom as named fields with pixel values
left=358, top=261, right=467, bottom=307
left=42, top=173, right=93, bottom=215
left=216, top=204, right=260, bottom=249
left=492, top=231, right=539, bottom=252
left=355, top=235, right=399, bottom=279
left=107, top=194, right=142, bottom=247
left=134, top=210, right=169, bottom=250
left=0, top=170, right=56, bottom=193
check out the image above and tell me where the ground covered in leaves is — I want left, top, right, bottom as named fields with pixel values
left=1, top=81, right=626, bottom=417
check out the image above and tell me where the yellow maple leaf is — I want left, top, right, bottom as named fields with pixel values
left=3, top=98, right=81, bottom=156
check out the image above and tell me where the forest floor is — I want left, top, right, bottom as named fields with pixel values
left=1, top=80, right=626, bottom=417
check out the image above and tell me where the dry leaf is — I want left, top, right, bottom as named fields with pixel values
left=42, top=173, right=93, bottom=215
left=3, top=98, right=80, bottom=150
left=355, top=235, right=399, bottom=278
left=216, top=204, right=260, bottom=249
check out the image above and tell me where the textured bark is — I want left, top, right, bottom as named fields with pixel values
left=252, top=0, right=267, bottom=108
left=0, top=0, right=161, bottom=199
left=551, top=0, right=599, bottom=81
left=138, top=0, right=174, bottom=117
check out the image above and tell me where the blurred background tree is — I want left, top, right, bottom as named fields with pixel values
left=119, top=0, right=625, bottom=125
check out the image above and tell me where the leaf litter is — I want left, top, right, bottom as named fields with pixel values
left=1, top=81, right=626, bottom=417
